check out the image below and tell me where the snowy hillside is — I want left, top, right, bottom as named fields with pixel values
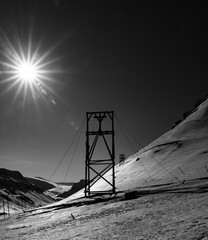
left=0, top=169, right=55, bottom=214
left=26, top=177, right=73, bottom=199
left=62, top=97, right=208, bottom=201
left=26, top=177, right=56, bottom=192
left=91, top=98, right=208, bottom=190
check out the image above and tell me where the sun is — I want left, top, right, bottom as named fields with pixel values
left=0, top=34, right=59, bottom=105
left=16, top=61, right=38, bottom=84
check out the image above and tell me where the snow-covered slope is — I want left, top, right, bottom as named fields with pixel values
left=26, top=177, right=57, bottom=191
left=26, top=177, right=73, bottom=199
left=62, top=97, right=208, bottom=201
left=0, top=169, right=55, bottom=213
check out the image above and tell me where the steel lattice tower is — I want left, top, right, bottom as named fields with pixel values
left=85, top=111, right=116, bottom=197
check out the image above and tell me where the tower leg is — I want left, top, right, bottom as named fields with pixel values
left=85, top=111, right=116, bottom=197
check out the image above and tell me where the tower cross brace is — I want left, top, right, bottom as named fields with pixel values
left=85, top=111, right=116, bottom=197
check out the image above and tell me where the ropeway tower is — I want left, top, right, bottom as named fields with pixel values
left=85, top=111, right=116, bottom=197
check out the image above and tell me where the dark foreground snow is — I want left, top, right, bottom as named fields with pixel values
left=1, top=178, right=208, bottom=240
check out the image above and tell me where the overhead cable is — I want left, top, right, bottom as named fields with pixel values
left=48, top=117, right=85, bottom=181
left=114, top=114, right=183, bottom=184
left=63, top=117, right=86, bottom=182
left=115, top=114, right=153, bottom=180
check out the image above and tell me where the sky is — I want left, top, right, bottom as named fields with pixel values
left=0, top=0, right=207, bottom=182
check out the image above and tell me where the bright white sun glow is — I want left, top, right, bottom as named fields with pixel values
left=17, top=61, right=38, bottom=83
left=0, top=34, right=59, bottom=105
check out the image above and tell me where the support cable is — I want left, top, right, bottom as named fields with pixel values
left=114, top=115, right=136, bottom=153
left=115, top=114, right=183, bottom=184
left=48, top=117, right=85, bottom=181
left=63, top=117, right=86, bottom=182
left=115, top=114, right=144, bottom=149
left=115, top=115, right=153, bottom=180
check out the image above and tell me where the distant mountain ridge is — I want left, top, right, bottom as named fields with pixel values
left=26, top=177, right=74, bottom=199
left=26, top=177, right=56, bottom=192
left=57, top=179, right=85, bottom=198
left=0, top=168, right=41, bottom=193
left=56, top=182, right=75, bottom=186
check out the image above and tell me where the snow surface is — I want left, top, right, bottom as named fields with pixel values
left=1, top=178, right=208, bottom=239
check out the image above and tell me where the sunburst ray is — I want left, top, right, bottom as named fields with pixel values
left=0, top=32, right=60, bottom=107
